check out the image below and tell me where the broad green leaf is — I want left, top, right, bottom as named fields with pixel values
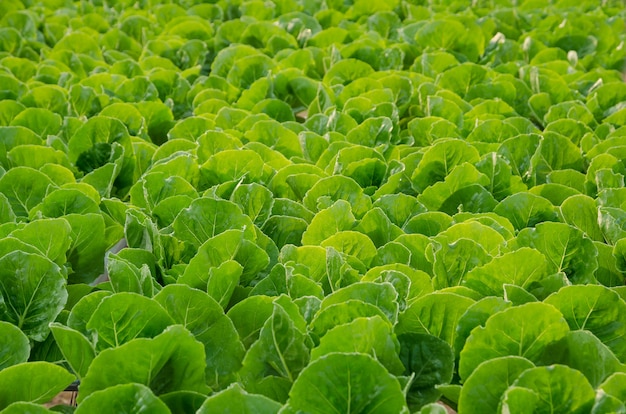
left=0, top=251, right=66, bottom=342
left=152, top=195, right=194, bottom=228
left=66, top=290, right=112, bottom=337
left=78, top=325, right=209, bottom=401
left=437, top=62, right=488, bottom=97
left=107, top=253, right=157, bottom=297
left=452, top=212, right=516, bottom=240
left=249, top=263, right=323, bottom=300
left=463, top=248, right=550, bottom=296
left=528, top=183, right=581, bottom=206
left=129, top=171, right=197, bottom=211
left=417, top=163, right=491, bottom=213
left=397, top=292, right=474, bottom=348
left=345, top=116, right=393, bottom=147
left=180, top=229, right=269, bottom=288
left=321, top=282, right=398, bottom=324
left=7, top=145, right=69, bottom=170
left=206, top=260, right=243, bottom=309
left=279, top=245, right=326, bottom=282
left=0, top=362, right=74, bottom=410
left=590, top=393, right=626, bottom=414
left=398, top=333, right=454, bottom=410
left=597, top=188, right=626, bottom=210
left=303, top=175, right=372, bottom=218
left=372, top=194, right=426, bottom=228
left=262, top=215, right=308, bottom=248
left=497, top=134, right=542, bottom=185
left=319, top=246, right=361, bottom=294
left=323, top=58, right=375, bottom=86
left=458, top=356, right=535, bottom=414
left=407, top=116, right=460, bottom=147
left=65, top=213, right=108, bottom=284
left=412, top=140, right=481, bottom=192
left=20, top=84, right=68, bottom=115
left=301, top=200, right=355, bottom=245
left=531, top=132, right=584, bottom=184
left=200, top=149, right=265, bottom=186
left=9, top=218, right=72, bottom=265
left=600, top=372, right=626, bottom=402
left=475, top=152, right=527, bottom=201
left=196, top=383, right=281, bottom=414
left=498, top=386, right=539, bottom=414
left=227, top=295, right=275, bottom=349
left=0, top=402, right=55, bottom=414
left=309, top=300, right=387, bottom=339
left=0, top=166, right=54, bottom=217
left=285, top=353, right=408, bottom=414
left=159, top=390, right=206, bottom=414
left=75, top=383, right=171, bottom=414
left=67, top=116, right=135, bottom=193
left=320, top=230, right=377, bottom=267
left=227, top=54, right=276, bottom=90
left=365, top=264, right=433, bottom=303
left=430, top=238, right=492, bottom=289
left=0, top=321, right=29, bottom=371
left=154, top=284, right=245, bottom=389
left=86, top=292, right=174, bottom=351
left=354, top=208, right=403, bottom=248
left=593, top=241, right=624, bottom=287
left=459, top=302, right=570, bottom=381
left=513, top=222, right=598, bottom=284
left=493, top=192, right=559, bottom=230
left=541, top=330, right=625, bottom=388
left=243, top=120, right=302, bottom=159
left=0, top=194, right=16, bottom=224
left=0, top=237, right=40, bottom=260
left=312, top=316, right=404, bottom=375
left=173, top=197, right=255, bottom=248
left=403, top=212, right=453, bottom=236
left=547, top=169, right=586, bottom=193
left=615, top=238, right=626, bottom=275
left=599, top=207, right=626, bottom=245
left=231, top=183, right=274, bottom=227
left=0, top=100, right=25, bottom=126
left=49, top=323, right=95, bottom=380
left=37, top=187, right=100, bottom=217
left=268, top=164, right=325, bottom=200
left=454, top=297, right=512, bottom=359
left=240, top=302, right=311, bottom=400
left=503, top=365, right=595, bottom=414
left=560, top=194, right=604, bottom=241
left=545, top=285, right=626, bottom=361
left=437, top=221, right=506, bottom=255
left=416, top=19, right=484, bottom=62
left=373, top=242, right=412, bottom=268
left=149, top=153, right=199, bottom=190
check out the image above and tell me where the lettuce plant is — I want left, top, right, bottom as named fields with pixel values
left=0, top=0, right=625, bottom=413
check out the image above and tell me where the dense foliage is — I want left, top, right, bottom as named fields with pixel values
left=1, top=0, right=626, bottom=412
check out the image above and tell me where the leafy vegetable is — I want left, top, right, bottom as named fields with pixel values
left=0, top=0, right=624, bottom=411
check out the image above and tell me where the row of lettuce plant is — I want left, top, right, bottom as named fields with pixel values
left=1, top=0, right=626, bottom=412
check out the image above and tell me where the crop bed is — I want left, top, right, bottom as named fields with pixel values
left=1, top=0, right=626, bottom=412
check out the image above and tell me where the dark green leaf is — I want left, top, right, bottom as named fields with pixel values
left=78, top=325, right=209, bottom=401
left=0, top=321, right=29, bottom=371
left=286, top=353, right=408, bottom=414
left=0, top=362, right=74, bottom=410
left=0, top=251, right=66, bottom=342
left=154, top=285, right=245, bottom=389
left=75, top=383, right=171, bottom=414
